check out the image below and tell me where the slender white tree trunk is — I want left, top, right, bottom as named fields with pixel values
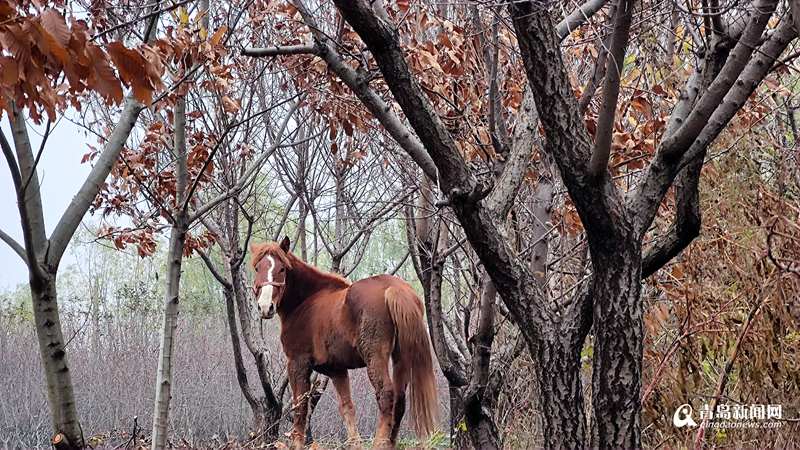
left=150, top=218, right=187, bottom=448
left=150, top=95, right=190, bottom=449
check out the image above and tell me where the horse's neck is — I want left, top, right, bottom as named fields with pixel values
left=284, top=257, right=346, bottom=309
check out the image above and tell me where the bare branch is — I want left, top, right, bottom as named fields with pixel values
left=48, top=98, right=145, bottom=266
left=556, top=0, right=611, bottom=40
left=92, top=0, right=194, bottom=41
left=588, top=0, right=634, bottom=178
left=242, top=44, right=317, bottom=57
left=485, top=87, right=538, bottom=217
left=658, top=0, right=777, bottom=160
left=632, top=9, right=792, bottom=236
left=20, top=120, right=51, bottom=194
left=641, top=157, right=702, bottom=278
left=6, top=109, right=48, bottom=278
left=188, top=100, right=301, bottom=223
left=0, top=228, right=27, bottom=265
left=197, top=248, right=233, bottom=289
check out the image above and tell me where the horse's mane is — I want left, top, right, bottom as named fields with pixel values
left=250, top=241, right=351, bottom=289
left=250, top=242, right=293, bottom=269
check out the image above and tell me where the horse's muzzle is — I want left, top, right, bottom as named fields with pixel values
left=262, top=303, right=276, bottom=319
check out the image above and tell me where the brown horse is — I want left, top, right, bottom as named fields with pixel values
left=250, top=237, right=438, bottom=449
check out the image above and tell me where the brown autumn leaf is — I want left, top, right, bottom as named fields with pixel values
left=221, top=95, right=240, bottom=113
left=33, top=21, right=70, bottom=66
left=1, top=24, right=32, bottom=64
left=209, top=25, right=227, bottom=46
left=87, top=45, right=123, bottom=104
left=107, top=41, right=154, bottom=103
left=40, top=9, right=70, bottom=47
left=630, top=96, right=652, bottom=119
left=0, top=56, right=17, bottom=85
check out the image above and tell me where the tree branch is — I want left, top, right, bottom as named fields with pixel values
left=588, top=0, right=634, bottom=178
left=509, top=0, right=626, bottom=243
left=5, top=110, right=48, bottom=279
left=485, top=87, right=539, bottom=217
left=287, top=0, right=440, bottom=183
left=332, top=0, right=475, bottom=198
left=656, top=0, right=777, bottom=159
left=632, top=6, right=790, bottom=236
left=241, top=44, right=317, bottom=57
left=556, top=0, right=611, bottom=40
left=48, top=98, right=145, bottom=267
left=188, top=100, right=300, bottom=223
left=0, top=228, right=27, bottom=265
left=197, top=248, right=232, bottom=289
left=641, top=156, right=702, bottom=278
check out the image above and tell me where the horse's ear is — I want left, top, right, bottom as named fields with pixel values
left=280, top=236, right=290, bottom=252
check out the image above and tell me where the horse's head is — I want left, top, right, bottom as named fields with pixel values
left=250, top=236, right=292, bottom=319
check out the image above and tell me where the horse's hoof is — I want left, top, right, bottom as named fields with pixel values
left=344, top=439, right=363, bottom=450
left=372, top=439, right=394, bottom=450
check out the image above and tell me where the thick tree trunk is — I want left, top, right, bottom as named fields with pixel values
left=589, top=244, right=643, bottom=448
left=32, top=275, right=84, bottom=449
left=532, top=335, right=586, bottom=449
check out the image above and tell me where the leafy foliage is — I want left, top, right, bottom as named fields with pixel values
left=0, top=0, right=167, bottom=121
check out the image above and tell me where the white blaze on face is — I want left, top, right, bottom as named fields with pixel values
left=257, top=255, right=276, bottom=315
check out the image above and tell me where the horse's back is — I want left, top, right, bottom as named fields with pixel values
left=345, top=274, right=416, bottom=319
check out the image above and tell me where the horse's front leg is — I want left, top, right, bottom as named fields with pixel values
left=288, top=359, right=312, bottom=450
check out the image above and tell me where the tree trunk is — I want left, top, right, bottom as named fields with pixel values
left=151, top=93, right=190, bottom=449
left=463, top=282, right=501, bottom=450
left=589, top=243, right=643, bottom=448
left=531, top=334, right=587, bottom=448
left=223, top=282, right=281, bottom=443
left=150, top=218, right=188, bottom=449
left=448, top=388, right=470, bottom=449
left=463, top=396, right=500, bottom=450
left=225, top=233, right=283, bottom=442
left=32, top=275, right=84, bottom=449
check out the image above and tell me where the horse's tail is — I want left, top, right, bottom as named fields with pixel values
left=385, top=285, right=439, bottom=438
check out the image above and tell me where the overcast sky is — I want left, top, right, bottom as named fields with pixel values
left=0, top=116, right=92, bottom=290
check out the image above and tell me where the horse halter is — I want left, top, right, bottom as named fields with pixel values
left=252, top=280, right=285, bottom=296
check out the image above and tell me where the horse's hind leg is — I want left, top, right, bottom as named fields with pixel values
left=366, top=352, right=395, bottom=449
left=330, top=371, right=361, bottom=448
left=390, top=356, right=410, bottom=446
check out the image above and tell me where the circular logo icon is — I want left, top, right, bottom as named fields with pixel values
left=673, top=404, right=698, bottom=428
